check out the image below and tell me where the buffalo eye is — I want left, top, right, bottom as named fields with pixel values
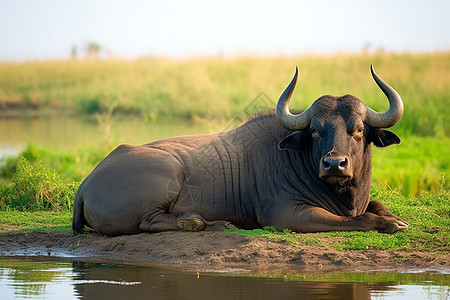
left=311, top=127, right=320, bottom=141
left=352, top=127, right=364, bottom=140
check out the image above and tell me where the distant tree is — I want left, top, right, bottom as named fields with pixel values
left=71, top=45, right=78, bottom=59
left=86, top=43, right=101, bottom=59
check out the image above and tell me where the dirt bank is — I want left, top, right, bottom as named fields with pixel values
left=0, top=231, right=448, bottom=273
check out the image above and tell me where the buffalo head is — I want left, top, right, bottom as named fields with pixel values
left=277, top=66, right=403, bottom=184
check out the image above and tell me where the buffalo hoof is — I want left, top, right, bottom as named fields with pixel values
left=177, top=218, right=205, bottom=232
left=380, top=217, right=409, bottom=234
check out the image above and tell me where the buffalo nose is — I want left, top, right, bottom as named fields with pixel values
left=321, top=156, right=349, bottom=172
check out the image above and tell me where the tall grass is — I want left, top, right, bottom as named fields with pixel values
left=0, top=53, right=449, bottom=137
left=372, top=136, right=449, bottom=196
left=0, top=144, right=105, bottom=211
left=0, top=155, right=76, bottom=211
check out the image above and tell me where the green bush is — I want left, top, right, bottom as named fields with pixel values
left=2, top=143, right=106, bottom=182
left=0, top=155, right=77, bottom=211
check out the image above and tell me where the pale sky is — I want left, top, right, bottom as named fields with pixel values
left=0, top=0, right=449, bottom=61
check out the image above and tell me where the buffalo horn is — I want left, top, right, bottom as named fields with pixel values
left=365, top=65, right=404, bottom=128
left=276, top=67, right=313, bottom=130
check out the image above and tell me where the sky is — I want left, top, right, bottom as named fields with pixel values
left=0, top=0, right=449, bottom=61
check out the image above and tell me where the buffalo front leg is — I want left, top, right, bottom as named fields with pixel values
left=177, top=213, right=237, bottom=231
left=278, top=205, right=408, bottom=234
left=139, top=211, right=204, bottom=233
left=139, top=211, right=236, bottom=233
left=366, top=200, right=409, bottom=227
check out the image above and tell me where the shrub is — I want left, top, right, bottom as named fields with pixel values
left=0, top=155, right=77, bottom=211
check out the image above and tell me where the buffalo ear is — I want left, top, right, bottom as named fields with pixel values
left=278, top=130, right=310, bottom=151
left=369, top=128, right=401, bottom=147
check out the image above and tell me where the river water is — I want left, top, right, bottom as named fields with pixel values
left=0, top=257, right=448, bottom=300
left=0, top=117, right=223, bottom=159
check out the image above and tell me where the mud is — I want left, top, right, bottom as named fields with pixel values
left=0, top=231, right=448, bottom=272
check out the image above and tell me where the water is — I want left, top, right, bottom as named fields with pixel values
left=0, top=117, right=222, bottom=159
left=0, top=257, right=448, bottom=300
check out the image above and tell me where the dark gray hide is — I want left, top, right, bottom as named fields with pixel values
left=73, top=66, right=408, bottom=236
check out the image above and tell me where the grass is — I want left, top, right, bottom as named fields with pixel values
left=371, top=136, right=449, bottom=196
left=0, top=210, right=72, bottom=233
left=0, top=53, right=449, bottom=137
left=0, top=155, right=78, bottom=211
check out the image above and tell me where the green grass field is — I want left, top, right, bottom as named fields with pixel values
left=1, top=53, right=449, bottom=137
left=0, top=53, right=448, bottom=252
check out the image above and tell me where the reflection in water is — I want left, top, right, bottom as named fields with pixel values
left=0, top=257, right=448, bottom=300
left=72, top=261, right=374, bottom=300
left=1, top=266, right=74, bottom=299
left=0, top=117, right=221, bottom=158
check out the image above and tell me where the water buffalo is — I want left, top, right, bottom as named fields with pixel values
left=73, top=65, right=408, bottom=236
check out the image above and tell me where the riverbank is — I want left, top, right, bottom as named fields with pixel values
left=0, top=231, right=448, bottom=273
